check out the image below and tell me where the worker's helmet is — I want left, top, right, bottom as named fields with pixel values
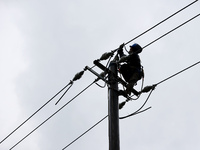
left=130, top=43, right=142, bottom=54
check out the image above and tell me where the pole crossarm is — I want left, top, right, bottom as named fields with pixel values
left=85, top=66, right=107, bottom=82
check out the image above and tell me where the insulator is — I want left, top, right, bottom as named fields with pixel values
left=72, top=70, right=84, bottom=81
left=99, top=71, right=106, bottom=78
left=99, top=52, right=113, bottom=60
left=119, top=101, right=126, bottom=109
left=142, top=85, right=155, bottom=93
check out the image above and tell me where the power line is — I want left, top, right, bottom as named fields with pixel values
left=124, top=0, right=198, bottom=45
left=60, top=58, right=200, bottom=148
left=9, top=79, right=97, bottom=150
left=0, top=68, right=87, bottom=145
left=155, top=60, right=200, bottom=86
left=143, top=13, right=200, bottom=49
left=2, top=1, right=199, bottom=148
left=100, top=0, right=198, bottom=55
left=119, top=90, right=153, bottom=119
left=119, top=60, right=200, bottom=119
left=11, top=12, right=200, bottom=148
left=60, top=59, right=200, bottom=148
left=62, top=115, right=108, bottom=150
left=60, top=13, right=200, bottom=147
left=0, top=82, right=72, bottom=144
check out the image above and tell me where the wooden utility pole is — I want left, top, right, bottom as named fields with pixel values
left=108, top=61, right=120, bottom=150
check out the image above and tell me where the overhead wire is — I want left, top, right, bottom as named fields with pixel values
left=0, top=67, right=88, bottom=145
left=142, top=13, right=200, bottom=49
left=61, top=59, right=200, bottom=149
left=119, top=59, right=200, bottom=119
left=61, top=12, right=200, bottom=149
left=119, top=90, right=153, bottom=119
left=0, top=81, right=72, bottom=144
left=60, top=7, right=200, bottom=149
left=97, top=0, right=198, bottom=57
left=9, top=79, right=98, bottom=150
left=124, top=0, right=199, bottom=46
left=155, top=60, right=200, bottom=86
left=62, top=115, right=108, bottom=150
left=2, top=0, right=199, bottom=148
left=118, top=13, right=200, bottom=110
left=55, top=83, right=73, bottom=105
left=9, top=13, right=200, bottom=150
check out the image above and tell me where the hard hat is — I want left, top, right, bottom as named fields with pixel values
left=130, top=43, right=142, bottom=53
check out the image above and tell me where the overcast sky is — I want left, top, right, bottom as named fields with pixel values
left=0, top=0, right=200, bottom=150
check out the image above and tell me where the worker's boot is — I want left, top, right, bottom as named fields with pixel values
left=118, top=90, right=128, bottom=98
left=126, top=80, right=139, bottom=96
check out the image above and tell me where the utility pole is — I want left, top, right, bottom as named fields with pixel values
left=91, top=60, right=120, bottom=150
left=108, top=61, right=120, bottom=150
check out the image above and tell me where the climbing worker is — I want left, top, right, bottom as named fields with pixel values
left=117, top=43, right=144, bottom=96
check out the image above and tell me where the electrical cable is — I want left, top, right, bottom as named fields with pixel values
left=118, top=13, right=200, bottom=109
left=124, top=0, right=198, bottom=45
left=62, top=115, right=108, bottom=150
left=142, top=13, right=200, bottom=49
left=61, top=10, right=200, bottom=149
left=60, top=13, right=200, bottom=147
left=3, top=1, right=199, bottom=148
left=55, top=83, right=73, bottom=105
left=9, top=79, right=98, bottom=150
left=155, top=60, right=200, bottom=86
left=120, top=60, right=200, bottom=119
left=0, top=67, right=89, bottom=144
left=0, top=81, right=72, bottom=145
left=97, top=0, right=198, bottom=60
left=60, top=59, right=200, bottom=148
left=119, top=90, right=153, bottom=119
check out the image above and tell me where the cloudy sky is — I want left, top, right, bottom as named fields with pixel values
left=0, top=0, right=200, bottom=150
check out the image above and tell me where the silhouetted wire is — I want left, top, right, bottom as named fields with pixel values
left=3, top=1, right=199, bottom=147
left=124, top=0, right=198, bottom=45
left=55, top=83, right=73, bottom=105
left=143, top=13, right=200, bottom=49
left=119, top=90, right=153, bottom=119
left=61, top=59, right=200, bottom=148
left=0, top=81, right=72, bottom=144
left=61, top=10, right=200, bottom=148
left=1, top=66, right=91, bottom=144
left=9, top=79, right=98, bottom=150
left=62, top=115, right=108, bottom=150
left=155, top=60, right=200, bottom=86
left=61, top=12, right=200, bottom=147
left=118, top=13, right=200, bottom=110
left=108, top=1, right=198, bottom=55
left=9, top=13, right=200, bottom=148
left=120, top=60, right=200, bottom=119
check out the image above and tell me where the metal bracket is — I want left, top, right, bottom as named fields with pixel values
left=85, top=66, right=107, bottom=83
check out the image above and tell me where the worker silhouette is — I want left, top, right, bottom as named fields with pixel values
left=117, top=43, right=144, bottom=96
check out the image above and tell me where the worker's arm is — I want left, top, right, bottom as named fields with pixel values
left=118, top=43, right=126, bottom=58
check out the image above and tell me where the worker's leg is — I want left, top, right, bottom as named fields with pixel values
left=126, top=73, right=140, bottom=95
